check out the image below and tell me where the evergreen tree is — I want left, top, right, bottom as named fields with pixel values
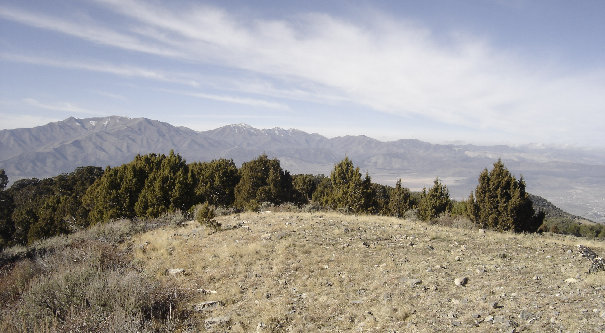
left=327, top=158, right=373, bottom=214
left=234, top=154, right=295, bottom=209
left=292, top=174, right=324, bottom=204
left=26, top=195, right=69, bottom=243
left=417, top=178, right=452, bottom=221
left=468, top=160, right=543, bottom=232
left=0, top=169, right=14, bottom=248
left=371, top=183, right=391, bottom=215
left=84, top=153, right=163, bottom=223
left=189, top=159, right=240, bottom=207
left=388, top=179, right=412, bottom=217
left=0, top=169, right=7, bottom=191
left=135, top=151, right=193, bottom=218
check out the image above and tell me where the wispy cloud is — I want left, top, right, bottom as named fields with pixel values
left=22, top=98, right=104, bottom=116
left=0, top=53, right=199, bottom=86
left=2, top=0, right=605, bottom=145
left=0, top=5, right=178, bottom=58
left=161, top=89, right=290, bottom=110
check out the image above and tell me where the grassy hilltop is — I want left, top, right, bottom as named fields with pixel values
left=2, top=210, right=603, bottom=332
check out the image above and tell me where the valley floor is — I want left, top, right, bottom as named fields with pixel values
left=135, top=212, right=605, bottom=332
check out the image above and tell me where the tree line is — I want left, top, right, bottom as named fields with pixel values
left=3, top=151, right=600, bottom=249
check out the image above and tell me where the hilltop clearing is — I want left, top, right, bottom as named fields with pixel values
left=135, top=212, right=605, bottom=332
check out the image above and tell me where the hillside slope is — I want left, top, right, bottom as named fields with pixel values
left=135, top=212, right=605, bottom=332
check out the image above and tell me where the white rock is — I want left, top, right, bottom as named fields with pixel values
left=565, top=278, right=579, bottom=284
left=454, top=277, right=469, bottom=286
left=166, top=268, right=185, bottom=276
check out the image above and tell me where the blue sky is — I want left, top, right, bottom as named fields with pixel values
left=1, top=0, right=604, bottom=147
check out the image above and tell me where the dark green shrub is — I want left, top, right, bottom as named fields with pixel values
left=195, top=203, right=221, bottom=232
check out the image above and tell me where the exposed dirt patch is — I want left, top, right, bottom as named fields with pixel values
left=134, top=212, right=605, bottom=332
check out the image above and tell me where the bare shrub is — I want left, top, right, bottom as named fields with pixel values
left=0, top=218, right=191, bottom=332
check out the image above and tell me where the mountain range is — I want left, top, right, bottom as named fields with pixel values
left=1, top=116, right=604, bottom=223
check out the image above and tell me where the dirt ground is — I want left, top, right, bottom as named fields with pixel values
left=133, top=212, right=605, bottom=332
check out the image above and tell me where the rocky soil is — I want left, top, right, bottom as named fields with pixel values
left=134, top=212, right=605, bottom=332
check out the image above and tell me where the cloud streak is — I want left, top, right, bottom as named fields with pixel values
left=22, top=98, right=105, bottom=116
left=2, top=0, right=604, bottom=146
left=0, top=53, right=199, bottom=87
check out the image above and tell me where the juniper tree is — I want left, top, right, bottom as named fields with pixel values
left=326, top=158, right=374, bottom=214
left=388, top=179, right=412, bottom=217
left=0, top=169, right=14, bottom=248
left=135, top=150, right=193, bottom=218
left=189, top=159, right=239, bottom=207
left=468, top=159, right=543, bottom=232
left=417, top=178, right=452, bottom=221
left=234, top=154, right=295, bottom=209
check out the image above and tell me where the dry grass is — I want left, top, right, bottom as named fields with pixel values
left=133, top=212, right=605, bottom=332
left=0, top=214, right=193, bottom=333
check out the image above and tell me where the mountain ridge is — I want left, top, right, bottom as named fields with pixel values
left=1, top=116, right=603, bottom=222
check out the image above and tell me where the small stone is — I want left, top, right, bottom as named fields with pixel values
left=454, top=277, right=469, bottom=286
left=455, top=256, right=462, bottom=261
left=407, top=278, right=422, bottom=286
left=204, top=316, right=230, bottom=329
left=472, top=313, right=481, bottom=319
left=166, top=268, right=185, bottom=276
left=485, top=315, right=494, bottom=323
left=519, top=310, right=534, bottom=321
left=197, top=288, right=217, bottom=294
left=532, top=275, right=541, bottom=280
left=491, top=301, right=503, bottom=309
left=565, top=278, right=579, bottom=284
left=476, top=266, right=487, bottom=273
left=493, top=315, right=507, bottom=325
left=193, top=301, right=223, bottom=312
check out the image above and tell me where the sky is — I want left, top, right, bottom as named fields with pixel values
left=1, top=0, right=605, bottom=148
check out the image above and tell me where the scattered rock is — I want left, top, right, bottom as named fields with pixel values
left=519, top=310, right=534, bottom=321
left=532, top=275, right=541, bottom=280
left=204, top=316, right=230, bottom=329
left=578, top=245, right=605, bottom=273
left=197, top=288, right=217, bottom=294
left=193, top=301, right=223, bottom=312
left=455, top=256, right=462, bottom=261
left=166, top=268, right=185, bottom=276
left=491, top=301, right=503, bottom=309
left=402, top=278, right=422, bottom=286
left=454, top=277, right=469, bottom=286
